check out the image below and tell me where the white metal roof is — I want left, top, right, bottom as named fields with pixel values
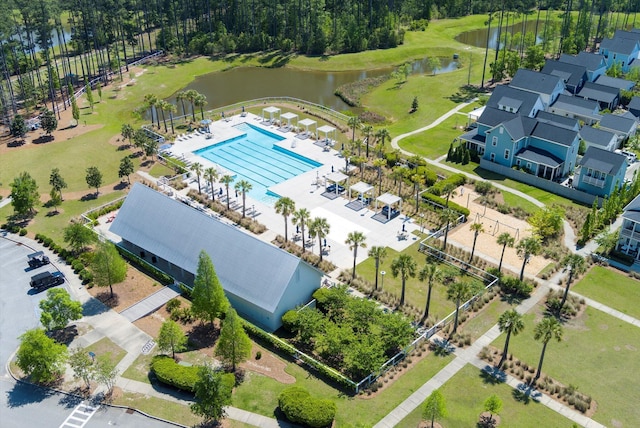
left=326, top=171, right=348, bottom=183
left=299, top=118, right=317, bottom=127
left=350, top=181, right=373, bottom=193
left=317, top=125, right=336, bottom=133
left=377, top=192, right=401, bottom=205
left=262, top=106, right=280, bottom=114
left=281, top=112, right=298, bottom=120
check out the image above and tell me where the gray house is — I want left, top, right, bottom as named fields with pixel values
left=599, top=113, right=638, bottom=144
left=628, top=96, right=640, bottom=117
left=579, top=125, right=618, bottom=152
left=486, top=85, right=545, bottom=117
left=576, top=82, right=620, bottom=110
left=509, top=69, right=565, bottom=109
left=549, top=94, right=602, bottom=125
left=594, top=75, right=635, bottom=92
left=559, top=52, right=608, bottom=82
left=542, top=60, right=588, bottom=94
left=535, top=111, right=580, bottom=131
left=110, top=183, right=323, bottom=332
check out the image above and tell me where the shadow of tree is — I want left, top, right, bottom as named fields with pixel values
left=91, top=292, right=120, bottom=310
left=479, top=365, right=507, bottom=384
left=447, top=85, right=485, bottom=103
left=57, top=389, right=83, bottom=409
left=429, top=337, right=456, bottom=356
left=80, top=193, right=98, bottom=201
left=188, top=323, right=218, bottom=349
left=6, top=382, right=56, bottom=408
left=32, top=135, right=55, bottom=144
left=48, top=325, right=79, bottom=346
left=82, top=297, right=110, bottom=316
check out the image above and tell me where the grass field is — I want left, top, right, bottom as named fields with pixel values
left=233, top=352, right=454, bottom=427
left=113, top=392, right=204, bottom=426
left=492, top=306, right=640, bottom=427
left=572, top=266, right=640, bottom=320
left=85, top=337, right=127, bottom=367
left=398, top=364, right=575, bottom=427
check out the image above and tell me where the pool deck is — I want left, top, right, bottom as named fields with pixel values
left=144, top=113, right=422, bottom=276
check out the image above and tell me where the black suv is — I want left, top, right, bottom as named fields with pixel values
left=30, top=271, right=65, bottom=291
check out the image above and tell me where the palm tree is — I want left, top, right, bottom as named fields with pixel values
left=373, top=158, right=386, bottom=195
left=205, top=167, right=218, bottom=201
left=144, top=93, right=159, bottom=128
left=274, top=197, right=296, bottom=242
left=292, top=208, right=311, bottom=251
left=496, top=233, right=515, bottom=273
left=362, top=124, right=373, bottom=157
left=176, top=91, right=188, bottom=119
left=391, top=166, right=408, bottom=197
left=191, top=162, right=203, bottom=194
left=185, top=89, right=198, bottom=121
left=156, top=99, right=169, bottom=132
left=348, top=115, right=361, bottom=145
left=309, top=217, right=330, bottom=261
left=442, top=183, right=457, bottom=207
left=419, top=264, right=443, bottom=322
left=194, top=93, right=207, bottom=120
left=412, top=173, right=425, bottom=212
left=391, top=254, right=417, bottom=307
left=560, top=254, right=586, bottom=310
left=219, top=175, right=234, bottom=210
left=439, top=208, right=459, bottom=251
left=447, top=281, right=479, bottom=334
left=497, top=309, right=525, bottom=367
left=368, top=246, right=388, bottom=292
left=166, top=103, right=177, bottom=134
left=516, top=236, right=541, bottom=281
left=345, top=231, right=367, bottom=280
left=375, top=128, right=390, bottom=155
left=469, top=222, right=485, bottom=262
left=533, top=316, right=563, bottom=382
left=341, top=149, right=351, bottom=173
left=234, top=180, right=252, bottom=218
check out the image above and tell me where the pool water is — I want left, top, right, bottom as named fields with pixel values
left=194, top=123, right=322, bottom=203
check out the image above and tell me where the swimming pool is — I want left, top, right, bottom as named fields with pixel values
left=194, top=123, right=322, bottom=203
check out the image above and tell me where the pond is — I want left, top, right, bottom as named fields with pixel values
left=455, top=19, right=545, bottom=49
left=170, top=57, right=459, bottom=113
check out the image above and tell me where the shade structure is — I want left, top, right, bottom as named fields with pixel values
left=317, top=125, right=336, bottom=143
left=298, top=118, right=317, bottom=137
left=376, top=192, right=402, bottom=220
left=262, top=106, right=281, bottom=123
left=467, top=105, right=486, bottom=127
left=325, top=171, right=349, bottom=195
left=349, top=181, right=374, bottom=207
left=281, top=112, right=298, bottom=127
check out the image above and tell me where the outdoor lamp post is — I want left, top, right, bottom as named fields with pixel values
left=380, top=271, right=386, bottom=291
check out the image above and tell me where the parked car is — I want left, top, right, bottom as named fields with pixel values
left=27, top=251, right=50, bottom=268
left=30, top=271, right=65, bottom=291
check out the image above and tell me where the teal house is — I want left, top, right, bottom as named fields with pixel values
left=576, top=147, right=627, bottom=197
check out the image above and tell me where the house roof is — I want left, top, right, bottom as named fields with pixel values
left=600, top=37, right=639, bottom=56
left=515, top=146, right=563, bottom=167
left=510, top=69, right=564, bottom=96
left=110, top=183, right=310, bottom=313
left=458, top=128, right=486, bottom=145
left=486, top=85, right=542, bottom=116
left=628, top=96, right=640, bottom=112
left=579, top=125, right=617, bottom=147
left=623, top=193, right=640, bottom=222
left=530, top=121, right=578, bottom=146
left=559, top=52, right=607, bottom=72
left=542, top=60, right=587, bottom=88
left=497, top=96, right=523, bottom=111
left=535, top=111, right=579, bottom=130
left=599, top=113, right=637, bottom=134
left=580, top=146, right=627, bottom=174
left=614, top=30, right=640, bottom=43
left=577, top=82, right=619, bottom=103
left=594, top=75, right=635, bottom=91
left=477, top=106, right=517, bottom=127
left=551, top=94, right=601, bottom=118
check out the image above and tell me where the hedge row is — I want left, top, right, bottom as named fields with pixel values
left=85, top=199, right=125, bottom=221
left=278, top=387, right=336, bottom=428
left=115, top=247, right=173, bottom=285
left=34, top=233, right=93, bottom=284
left=429, top=173, right=466, bottom=196
left=1, top=223, right=27, bottom=235
left=243, top=322, right=356, bottom=391
left=421, top=192, right=471, bottom=217
left=151, top=356, right=200, bottom=392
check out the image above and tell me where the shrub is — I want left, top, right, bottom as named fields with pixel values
left=278, top=386, right=337, bottom=428
left=151, top=355, right=200, bottom=392
left=429, top=173, right=466, bottom=196
left=312, top=287, right=332, bottom=307
left=166, top=298, right=181, bottom=313
left=500, top=275, right=533, bottom=298
left=255, top=351, right=262, bottom=360
left=281, top=310, right=299, bottom=332
left=474, top=181, right=494, bottom=195
left=19, top=228, right=27, bottom=236
left=421, top=192, right=471, bottom=217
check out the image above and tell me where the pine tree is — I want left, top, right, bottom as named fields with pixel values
left=191, top=251, right=229, bottom=326
left=215, top=308, right=251, bottom=372
left=447, top=143, right=454, bottom=161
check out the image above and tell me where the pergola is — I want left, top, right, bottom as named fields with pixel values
left=376, top=192, right=402, bottom=220
left=348, top=181, right=374, bottom=207
left=280, top=112, right=298, bottom=131
left=262, top=106, right=281, bottom=123
left=467, top=105, right=486, bottom=127
left=298, top=118, right=317, bottom=137
left=317, top=125, right=337, bottom=143
left=325, top=171, right=349, bottom=195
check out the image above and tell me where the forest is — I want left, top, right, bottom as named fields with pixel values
left=1, top=0, right=640, bottom=125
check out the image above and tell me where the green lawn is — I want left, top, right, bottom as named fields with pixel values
left=463, top=296, right=515, bottom=342
left=113, top=392, right=204, bottom=426
left=572, top=266, right=640, bottom=320
left=85, top=337, right=126, bottom=367
left=355, top=241, right=485, bottom=321
left=233, top=352, right=453, bottom=427
left=492, top=306, right=640, bottom=427
left=400, top=115, right=466, bottom=160
left=398, top=364, right=576, bottom=428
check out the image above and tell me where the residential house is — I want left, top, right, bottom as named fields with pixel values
left=599, top=36, right=640, bottom=72
left=559, top=52, right=608, bottom=82
left=110, top=183, right=323, bottom=332
left=486, top=85, right=545, bottom=117
left=594, top=75, right=635, bottom=92
left=549, top=94, right=602, bottom=125
left=575, top=146, right=627, bottom=197
left=542, top=60, right=588, bottom=94
left=483, top=115, right=580, bottom=180
left=599, top=113, right=638, bottom=145
left=627, top=96, right=640, bottom=118
left=535, top=111, right=580, bottom=131
left=576, top=82, right=620, bottom=110
left=458, top=107, right=516, bottom=155
left=616, top=193, right=640, bottom=261
left=509, top=69, right=565, bottom=109
left=579, top=125, right=618, bottom=152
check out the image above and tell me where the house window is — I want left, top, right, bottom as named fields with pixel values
left=490, top=153, right=495, bottom=162
left=527, top=163, right=531, bottom=169
left=499, top=127, right=503, bottom=134
left=587, top=168, right=593, bottom=177
left=504, top=149, right=510, bottom=159
left=516, top=159, right=521, bottom=166
left=492, top=136, right=498, bottom=146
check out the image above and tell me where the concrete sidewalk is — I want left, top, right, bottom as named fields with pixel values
left=120, top=283, right=181, bottom=322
